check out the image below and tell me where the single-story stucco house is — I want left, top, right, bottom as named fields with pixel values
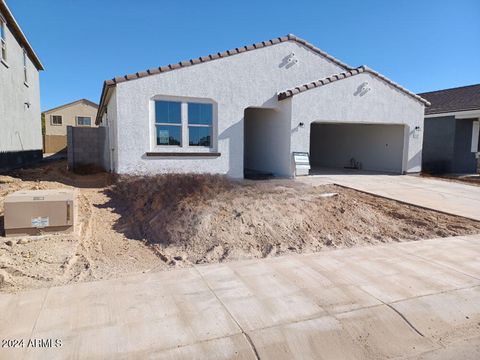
left=96, top=34, right=430, bottom=178
left=419, top=84, right=480, bottom=174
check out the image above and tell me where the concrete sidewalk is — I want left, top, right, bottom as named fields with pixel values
left=300, top=173, right=480, bottom=221
left=1, top=235, right=480, bottom=359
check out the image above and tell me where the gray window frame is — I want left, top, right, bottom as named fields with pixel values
left=76, top=116, right=92, bottom=127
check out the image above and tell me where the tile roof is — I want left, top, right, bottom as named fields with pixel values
left=277, top=66, right=430, bottom=106
left=419, top=84, right=480, bottom=115
left=96, top=34, right=352, bottom=123
left=0, top=0, right=43, bottom=70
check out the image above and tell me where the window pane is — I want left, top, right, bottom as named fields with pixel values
left=1, top=40, right=6, bottom=60
left=78, top=117, right=91, bottom=126
left=188, top=103, right=212, bottom=125
left=155, top=101, right=181, bottom=124
left=189, top=126, right=211, bottom=147
left=52, top=116, right=62, bottom=125
left=156, top=125, right=181, bottom=146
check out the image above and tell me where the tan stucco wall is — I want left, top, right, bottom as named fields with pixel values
left=43, top=135, right=67, bottom=153
left=44, top=101, right=98, bottom=136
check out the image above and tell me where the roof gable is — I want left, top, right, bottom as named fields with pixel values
left=96, top=34, right=352, bottom=123
left=419, top=84, right=480, bottom=115
left=105, top=34, right=351, bottom=87
left=278, top=66, right=430, bottom=106
left=43, top=99, right=98, bottom=114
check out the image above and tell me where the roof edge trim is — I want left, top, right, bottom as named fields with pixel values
left=43, top=99, right=99, bottom=114
left=277, top=66, right=431, bottom=106
left=0, top=0, right=43, bottom=70
left=96, top=33, right=353, bottom=123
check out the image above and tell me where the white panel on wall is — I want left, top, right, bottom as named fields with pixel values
left=472, top=121, right=479, bottom=153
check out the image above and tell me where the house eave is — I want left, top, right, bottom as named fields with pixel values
left=0, top=0, right=44, bottom=71
left=95, top=33, right=354, bottom=123
left=425, top=108, right=480, bottom=119
left=277, top=66, right=431, bottom=106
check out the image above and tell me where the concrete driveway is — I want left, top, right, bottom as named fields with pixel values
left=300, top=173, right=480, bottom=221
left=1, top=234, right=480, bottom=359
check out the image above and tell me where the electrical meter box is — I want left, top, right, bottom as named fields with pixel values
left=4, top=189, right=75, bottom=237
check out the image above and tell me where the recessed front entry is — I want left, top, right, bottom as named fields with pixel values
left=309, top=123, right=405, bottom=174
left=243, top=107, right=289, bottom=178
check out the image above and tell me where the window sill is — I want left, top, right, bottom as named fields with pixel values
left=24, top=81, right=29, bottom=88
left=145, top=152, right=221, bottom=157
left=1, top=59, right=9, bottom=68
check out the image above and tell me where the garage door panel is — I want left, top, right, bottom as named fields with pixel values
left=310, top=123, right=404, bottom=174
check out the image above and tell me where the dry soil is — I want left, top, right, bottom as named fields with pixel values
left=1, top=160, right=480, bottom=293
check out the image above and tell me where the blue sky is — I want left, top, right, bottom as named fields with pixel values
left=7, top=0, right=480, bottom=111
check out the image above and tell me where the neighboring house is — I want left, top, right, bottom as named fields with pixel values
left=0, top=0, right=43, bottom=170
left=419, top=84, right=480, bottom=174
left=96, top=34, right=429, bottom=178
left=42, top=99, right=98, bottom=153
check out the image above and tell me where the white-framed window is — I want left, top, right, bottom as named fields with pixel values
left=153, top=98, right=215, bottom=148
left=154, top=100, right=182, bottom=146
left=51, top=115, right=62, bottom=125
left=188, top=103, right=213, bottom=147
left=0, top=15, right=6, bottom=62
left=23, top=48, right=28, bottom=83
left=76, top=116, right=92, bottom=126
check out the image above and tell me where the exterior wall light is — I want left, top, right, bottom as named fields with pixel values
left=299, top=122, right=305, bottom=128
left=413, top=126, right=421, bottom=139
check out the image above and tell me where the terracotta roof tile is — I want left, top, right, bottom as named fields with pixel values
left=147, top=68, right=160, bottom=75
left=277, top=66, right=431, bottom=106
left=96, top=33, right=354, bottom=123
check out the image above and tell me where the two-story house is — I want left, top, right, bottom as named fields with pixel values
left=0, top=0, right=43, bottom=170
left=42, top=98, right=98, bottom=153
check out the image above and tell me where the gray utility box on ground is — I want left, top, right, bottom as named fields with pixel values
left=3, top=189, right=75, bottom=237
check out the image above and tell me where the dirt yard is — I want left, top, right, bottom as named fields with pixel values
left=1, top=160, right=480, bottom=293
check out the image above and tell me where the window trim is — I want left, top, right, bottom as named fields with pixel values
left=150, top=95, right=217, bottom=152
left=187, top=102, right=213, bottom=147
left=0, top=14, right=7, bottom=63
left=76, top=116, right=92, bottom=127
left=154, top=100, right=183, bottom=147
left=51, top=115, right=63, bottom=126
left=22, top=48, right=28, bottom=85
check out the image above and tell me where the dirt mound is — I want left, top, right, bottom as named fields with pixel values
left=107, top=175, right=480, bottom=266
left=2, top=162, right=480, bottom=293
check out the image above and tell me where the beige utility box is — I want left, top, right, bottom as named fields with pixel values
left=4, top=189, right=75, bottom=237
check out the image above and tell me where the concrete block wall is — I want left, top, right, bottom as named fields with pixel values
left=67, top=126, right=107, bottom=171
